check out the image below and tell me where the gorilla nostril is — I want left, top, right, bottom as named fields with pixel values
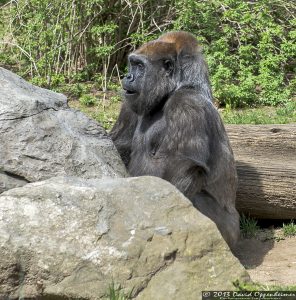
left=126, top=74, right=134, bottom=81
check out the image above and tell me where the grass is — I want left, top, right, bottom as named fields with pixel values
left=221, top=101, right=296, bottom=124
left=240, top=214, right=259, bottom=238
left=107, top=280, right=296, bottom=299
left=283, top=220, right=296, bottom=237
left=239, top=219, right=296, bottom=241
left=55, top=82, right=122, bottom=130
left=70, top=97, right=295, bottom=131
left=69, top=93, right=122, bottom=130
left=107, top=282, right=132, bottom=300
left=54, top=81, right=296, bottom=131
left=234, top=280, right=296, bottom=291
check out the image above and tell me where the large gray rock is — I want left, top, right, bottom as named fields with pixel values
left=0, top=67, right=127, bottom=193
left=0, top=176, right=249, bottom=300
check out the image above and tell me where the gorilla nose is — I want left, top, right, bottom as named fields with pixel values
left=126, top=73, right=134, bottom=82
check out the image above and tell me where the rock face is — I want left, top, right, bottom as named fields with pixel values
left=0, top=176, right=249, bottom=300
left=0, top=67, right=127, bottom=194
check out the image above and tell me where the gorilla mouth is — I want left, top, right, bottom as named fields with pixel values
left=124, top=89, right=137, bottom=95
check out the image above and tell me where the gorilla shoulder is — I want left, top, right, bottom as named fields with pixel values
left=164, top=88, right=218, bottom=124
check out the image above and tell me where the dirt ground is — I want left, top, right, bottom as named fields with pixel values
left=233, top=229, right=296, bottom=286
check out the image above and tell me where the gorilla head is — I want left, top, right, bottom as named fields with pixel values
left=122, top=32, right=212, bottom=115
left=158, top=31, right=213, bottom=100
left=122, top=40, right=179, bottom=115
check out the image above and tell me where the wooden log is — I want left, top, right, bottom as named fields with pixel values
left=225, top=124, right=296, bottom=219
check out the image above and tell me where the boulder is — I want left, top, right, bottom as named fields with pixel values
left=0, top=176, right=249, bottom=299
left=0, top=67, right=127, bottom=194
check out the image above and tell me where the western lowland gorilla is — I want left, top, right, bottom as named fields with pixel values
left=110, top=31, right=239, bottom=249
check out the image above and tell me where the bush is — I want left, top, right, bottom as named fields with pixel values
left=1, top=0, right=295, bottom=107
left=79, top=95, right=96, bottom=106
left=0, top=0, right=171, bottom=86
left=173, top=0, right=296, bottom=107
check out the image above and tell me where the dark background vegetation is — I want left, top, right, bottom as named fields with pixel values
left=0, top=0, right=295, bottom=125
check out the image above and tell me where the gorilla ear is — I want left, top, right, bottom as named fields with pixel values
left=163, top=59, right=174, bottom=75
left=178, top=44, right=202, bottom=61
left=178, top=48, right=195, bottom=61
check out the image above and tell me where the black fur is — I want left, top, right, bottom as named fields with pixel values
left=110, top=31, right=239, bottom=249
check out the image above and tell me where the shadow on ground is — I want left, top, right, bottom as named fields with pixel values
left=233, top=161, right=275, bottom=268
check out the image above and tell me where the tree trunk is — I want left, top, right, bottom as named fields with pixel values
left=225, top=124, right=296, bottom=219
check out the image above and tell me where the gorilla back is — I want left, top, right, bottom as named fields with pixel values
left=111, top=31, right=239, bottom=249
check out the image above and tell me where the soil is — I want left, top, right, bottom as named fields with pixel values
left=233, top=229, right=296, bottom=286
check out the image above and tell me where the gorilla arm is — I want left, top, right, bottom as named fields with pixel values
left=162, top=88, right=237, bottom=206
left=161, top=89, right=240, bottom=247
left=161, top=89, right=212, bottom=199
left=110, top=101, right=138, bottom=166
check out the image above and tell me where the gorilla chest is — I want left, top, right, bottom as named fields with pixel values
left=128, top=113, right=167, bottom=176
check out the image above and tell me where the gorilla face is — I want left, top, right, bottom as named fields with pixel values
left=122, top=41, right=178, bottom=115
left=122, top=55, right=147, bottom=111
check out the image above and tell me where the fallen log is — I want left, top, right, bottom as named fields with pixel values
left=226, top=124, right=296, bottom=219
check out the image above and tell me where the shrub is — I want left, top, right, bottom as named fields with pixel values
left=79, top=95, right=96, bottom=107
left=1, top=0, right=295, bottom=107
left=173, top=0, right=296, bottom=107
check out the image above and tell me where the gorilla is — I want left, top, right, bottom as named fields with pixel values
left=110, top=31, right=239, bottom=249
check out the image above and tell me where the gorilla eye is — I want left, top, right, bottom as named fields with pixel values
left=129, top=57, right=145, bottom=71
left=163, top=59, right=173, bottom=72
left=137, top=62, right=144, bottom=70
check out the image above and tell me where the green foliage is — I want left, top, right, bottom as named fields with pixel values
left=30, top=76, right=48, bottom=88
left=1, top=0, right=295, bottom=107
left=240, top=214, right=259, bottom=238
left=283, top=220, right=296, bottom=237
left=0, top=0, right=171, bottom=87
left=94, top=110, right=117, bottom=130
left=61, top=81, right=122, bottom=130
left=108, top=82, right=121, bottom=92
left=110, top=95, right=121, bottom=103
left=79, top=95, right=97, bottom=107
left=174, top=0, right=296, bottom=107
left=65, top=84, right=88, bottom=99
left=55, top=83, right=92, bottom=101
